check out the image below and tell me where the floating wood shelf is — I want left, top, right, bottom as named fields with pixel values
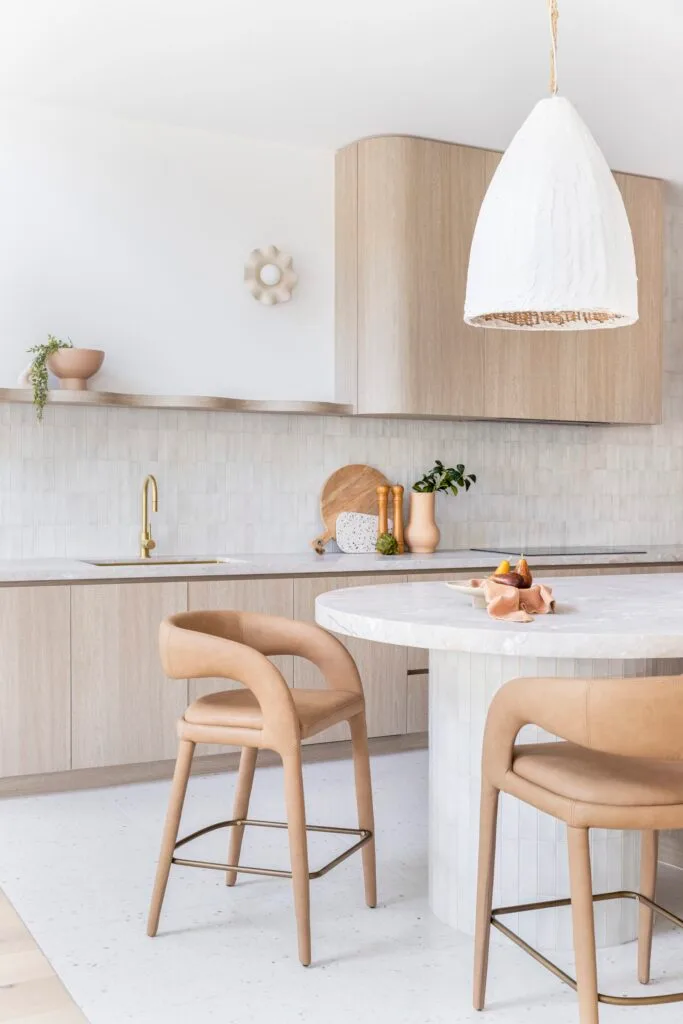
left=0, top=388, right=353, bottom=417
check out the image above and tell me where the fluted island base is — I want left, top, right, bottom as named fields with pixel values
left=427, top=649, right=683, bottom=951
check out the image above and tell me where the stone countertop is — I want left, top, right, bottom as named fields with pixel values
left=315, top=573, right=683, bottom=660
left=2, top=546, right=683, bottom=585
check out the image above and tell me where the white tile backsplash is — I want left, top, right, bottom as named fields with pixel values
left=1, top=199, right=682, bottom=560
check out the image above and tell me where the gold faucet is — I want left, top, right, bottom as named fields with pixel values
left=140, top=475, right=159, bottom=559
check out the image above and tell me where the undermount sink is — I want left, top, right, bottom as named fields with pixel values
left=85, top=556, right=246, bottom=567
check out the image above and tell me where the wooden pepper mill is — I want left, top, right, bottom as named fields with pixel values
left=376, top=485, right=390, bottom=537
left=391, top=484, right=405, bottom=553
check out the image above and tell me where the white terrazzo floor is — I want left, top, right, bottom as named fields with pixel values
left=1, top=749, right=683, bottom=1024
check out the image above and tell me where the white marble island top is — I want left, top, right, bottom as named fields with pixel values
left=3, top=545, right=683, bottom=585
left=315, top=573, right=683, bottom=660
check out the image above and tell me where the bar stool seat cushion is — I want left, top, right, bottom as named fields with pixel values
left=514, top=741, right=683, bottom=805
left=184, top=687, right=364, bottom=740
left=499, top=741, right=683, bottom=829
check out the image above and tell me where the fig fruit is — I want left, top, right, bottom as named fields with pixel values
left=491, top=571, right=525, bottom=588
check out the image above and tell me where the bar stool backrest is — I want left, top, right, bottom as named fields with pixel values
left=483, top=675, right=683, bottom=780
left=159, top=610, right=363, bottom=753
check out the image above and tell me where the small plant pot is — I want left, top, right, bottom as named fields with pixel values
left=47, top=348, right=104, bottom=390
left=404, top=491, right=440, bottom=553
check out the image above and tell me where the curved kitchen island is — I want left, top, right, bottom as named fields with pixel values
left=315, top=573, right=683, bottom=952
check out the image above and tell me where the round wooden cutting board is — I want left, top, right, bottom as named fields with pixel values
left=311, top=464, right=389, bottom=551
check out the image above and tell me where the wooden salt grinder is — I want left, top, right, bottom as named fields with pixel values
left=391, top=485, right=405, bottom=553
left=376, top=485, right=390, bottom=537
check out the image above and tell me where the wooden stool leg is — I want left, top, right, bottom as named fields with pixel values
left=282, top=750, right=311, bottom=967
left=349, top=712, right=377, bottom=908
left=567, top=826, right=599, bottom=1024
left=226, top=746, right=258, bottom=886
left=473, top=782, right=499, bottom=1010
left=638, top=829, right=659, bottom=984
left=147, top=739, right=195, bottom=937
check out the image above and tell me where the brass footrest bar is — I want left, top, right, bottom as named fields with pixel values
left=491, top=890, right=683, bottom=1007
left=172, top=818, right=372, bottom=881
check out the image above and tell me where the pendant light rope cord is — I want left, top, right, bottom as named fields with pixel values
left=549, top=0, right=559, bottom=95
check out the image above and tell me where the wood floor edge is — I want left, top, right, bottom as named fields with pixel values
left=0, top=732, right=428, bottom=798
left=0, top=890, right=89, bottom=1022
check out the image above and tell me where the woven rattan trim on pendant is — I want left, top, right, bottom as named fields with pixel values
left=473, top=309, right=621, bottom=328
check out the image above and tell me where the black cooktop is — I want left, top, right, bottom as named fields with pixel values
left=470, top=546, right=647, bottom=557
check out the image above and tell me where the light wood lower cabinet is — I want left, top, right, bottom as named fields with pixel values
left=71, top=582, right=189, bottom=769
left=294, top=575, right=408, bottom=741
left=533, top=564, right=683, bottom=579
left=0, top=586, right=70, bottom=777
left=188, top=578, right=294, bottom=754
left=5, top=563, right=683, bottom=785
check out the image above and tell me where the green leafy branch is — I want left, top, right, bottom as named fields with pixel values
left=412, top=459, right=477, bottom=496
left=27, top=335, right=72, bottom=421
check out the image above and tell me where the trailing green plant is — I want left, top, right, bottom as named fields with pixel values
left=412, top=459, right=477, bottom=495
left=27, top=335, right=72, bottom=421
left=376, top=531, right=399, bottom=555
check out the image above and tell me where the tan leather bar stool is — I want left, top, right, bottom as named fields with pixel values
left=474, top=674, right=683, bottom=1023
left=147, top=610, right=376, bottom=966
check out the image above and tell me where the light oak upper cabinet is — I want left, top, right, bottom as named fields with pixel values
left=485, top=165, right=664, bottom=424
left=336, top=135, right=663, bottom=424
left=71, top=582, right=189, bottom=769
left=574, top=173, right=664, bottom=424
left=337, top=137, right=487, bottom=417
left=0, top=586, right=71, bottom=777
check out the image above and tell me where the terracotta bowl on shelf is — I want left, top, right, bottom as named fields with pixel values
left=47, top=348, right=105, bottom=390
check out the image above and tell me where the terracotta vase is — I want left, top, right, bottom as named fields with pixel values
left=47, top=348, right=105, bottom=390
left=404, top=491, right=440, bottom=553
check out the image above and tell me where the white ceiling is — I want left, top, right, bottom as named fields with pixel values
left=1, top=0, right=682, bottom=181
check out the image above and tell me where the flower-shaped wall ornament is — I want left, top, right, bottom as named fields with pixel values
left=244, top=245, right=298, bottom=305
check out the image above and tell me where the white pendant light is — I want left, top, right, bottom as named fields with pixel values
left=464, top=0, right=638, bottom=331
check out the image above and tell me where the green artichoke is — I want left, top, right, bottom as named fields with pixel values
left=376, top=532, right=399, bottom=555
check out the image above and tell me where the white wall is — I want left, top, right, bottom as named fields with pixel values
left=0, top=102, right=334, bottom=400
